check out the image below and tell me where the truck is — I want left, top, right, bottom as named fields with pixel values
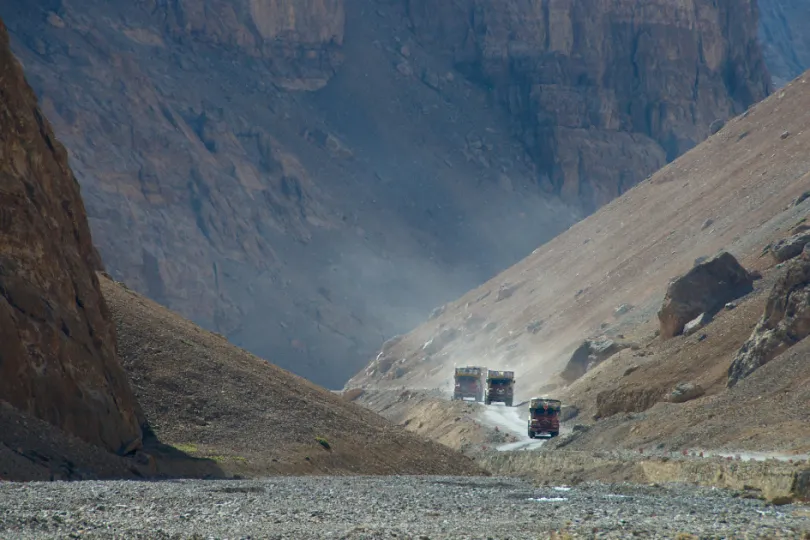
left=527, top=397, right=561, bottom=438
left=485, top=370, right=515, bottom=406
left=452, top=366, right=487, bottom=402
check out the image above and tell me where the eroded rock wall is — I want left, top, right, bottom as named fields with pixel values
left=0, top=18, right=143, bottom=454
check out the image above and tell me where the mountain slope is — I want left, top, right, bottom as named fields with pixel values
left=101, top=275, right=484, bottom=477
left=1, top=0, right=770, bottom=388
left=348, top=68, right=810, bottom=400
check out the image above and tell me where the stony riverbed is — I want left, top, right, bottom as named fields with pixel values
left=0, top=476, right=807, bottom=539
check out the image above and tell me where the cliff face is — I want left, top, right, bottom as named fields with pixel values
left=0, top=18, right=143, bottom=454
left=758, top=0, right=810, bottom=87
left=2, top=0, right=771, bottom=389
left=407, top=0, right=772, bottom=210
left=138, top=0, right=345, bottom=90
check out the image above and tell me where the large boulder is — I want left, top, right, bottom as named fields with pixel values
left=658, top=252, right=753, bottom=339
left=560, top=338, right=628, bottom=383
left=0, top=20, right=144, bottom=454
left=770, top=231, right=810, bottom=263
left=668, top=382, right=705, bottom=403
left=728, top=258, right=810, bottom=387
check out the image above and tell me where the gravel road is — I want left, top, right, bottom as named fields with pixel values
left=1, top=476, right=807, bottom=539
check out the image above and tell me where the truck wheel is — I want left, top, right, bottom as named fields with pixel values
left=505, top=398, right=513, bottom=407
left=485, top=397, right=491, bottom=405
left=550, top=431, right=559, bottom=438
left=528, top=430, right=535, bottom=439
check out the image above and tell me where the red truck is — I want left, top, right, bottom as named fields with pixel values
left=485, top=370, right=515, bottom=407
left=527, top=397, right=561, bottom=438
left=452, top=366, right=486, bottom=402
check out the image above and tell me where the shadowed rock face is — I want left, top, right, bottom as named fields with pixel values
left=407, top=0, right=772, bottom=211
left=0, top=18, right=143, bottom=454
left=758, top=0, right=810, bottom=87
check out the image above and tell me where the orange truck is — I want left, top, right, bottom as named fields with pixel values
left=527, top=397, right=561, bottom=438
left=453, top=366, right=487, bottom=402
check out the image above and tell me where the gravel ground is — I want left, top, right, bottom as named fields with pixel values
left=0, top=477, right=808, bottom=539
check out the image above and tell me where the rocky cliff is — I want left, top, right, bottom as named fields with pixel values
left=758, top=0, right=810, bottom=87
left=0, top=18, right=143, bottom=454
left=2, top=0, right=772, bottom=389
left=407, top=0, right=771, bottom=210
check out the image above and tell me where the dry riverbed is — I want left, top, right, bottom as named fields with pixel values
left=0, top=476, right=808, bottom=539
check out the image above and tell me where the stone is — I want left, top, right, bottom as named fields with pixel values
left=683, top=313, right=709, bottom=336
left=0, top=20, right=144, bottom=454
left=614, top=304, right=633, bottom=317
left=669, top=382, right=705, bottom=403
left=709, top=119, right=725, bottom=135
left=780, top=130, right=791, bottom=140
left=728, top=257, right=810, bottom=387
left=560, top=338, right=628, bottom=383
left=725, top=302, right=738, bottom=310
left=793, top=192, right=810, bottom=207
left=770, top=231, right=810, bottom=262
left=658, top=252, right=753, bottom=339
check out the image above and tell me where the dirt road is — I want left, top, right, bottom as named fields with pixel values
left=477, top=402, right=571, bottom=452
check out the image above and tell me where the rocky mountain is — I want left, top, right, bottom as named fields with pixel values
left=0, top=18, right=143, bottom=455
left=759, top=0, right=810, bottom=87
left=2, top=0, right=773, bottom=388
left=347, top=67, right=810, bottom=398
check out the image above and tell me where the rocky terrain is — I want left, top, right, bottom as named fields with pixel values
left=348, top=67, right=810, bottom=405
left=1, top=476, right=808, bottom=539
left=1, top=0, right=779, bottom=388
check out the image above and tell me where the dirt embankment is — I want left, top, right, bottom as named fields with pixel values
left=101, top=277, right=484, bottom=478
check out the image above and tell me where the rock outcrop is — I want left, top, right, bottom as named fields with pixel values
left=658, top=252, right=754, bottom=339
left=0, top=19, right=143, bottom=454
left=728, top=257, right=810, bottom=387
left=560, top=338, right=628, bottom=384
left=770, top=231, right=810, bottom=262
left=668, top=382, right=705, bottom=404
left=407, top=0, right=771, bottom=211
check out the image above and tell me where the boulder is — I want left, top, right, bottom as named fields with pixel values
left=560, top=338, right=628, bottom=383
left=669, top=382, right=705, bottom=403
left=728, top=258, right=810, bottom=387
left=0, top=21, right=144, bottom=454
left=683, top=313, right=710, bottom=336
left=771, top=231, right=810, bottom=262
left=658, top=252, right=753, bottom=339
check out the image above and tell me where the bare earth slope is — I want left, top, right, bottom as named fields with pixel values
left=1, top=0, right=771, bottom=388
left=349, top=69, right=810, bottom=404
left=100, top=275, right=484, bottom=477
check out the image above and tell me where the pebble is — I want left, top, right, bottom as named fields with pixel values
left=0, top=476, right=806, bottom=539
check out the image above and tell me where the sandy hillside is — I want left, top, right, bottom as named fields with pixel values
left=348, top=69, right=810, bottom=401
left=100, top=276, right=484, bottom=478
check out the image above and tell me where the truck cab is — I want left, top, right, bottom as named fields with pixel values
left=453, top=366, right=486, bottom=402
left=527, top=397, right=561, bottom=438
left=485, top=370, right=515, bottom=407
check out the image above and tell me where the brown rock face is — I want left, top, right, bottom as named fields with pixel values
left=658, top=252, right=754, bottom=339
left=728, top=258, right=810, bottom=387
left=139, top=0, right=345, bottom=90
left=0, top=19, right=143, bottom=454
left=407, top=0, right=772, bottom=211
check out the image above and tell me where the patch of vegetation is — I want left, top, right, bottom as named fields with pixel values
left=173, top=443, right=198, bottom=454
left=316, top=436, right=331, bottom=450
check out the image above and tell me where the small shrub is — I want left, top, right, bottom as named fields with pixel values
left=316, top=437, right=331, bottom=450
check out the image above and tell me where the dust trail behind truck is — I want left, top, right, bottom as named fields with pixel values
left=453, top=366, right=487, bottom=402
left=485, top=370, right=515, bottom=406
